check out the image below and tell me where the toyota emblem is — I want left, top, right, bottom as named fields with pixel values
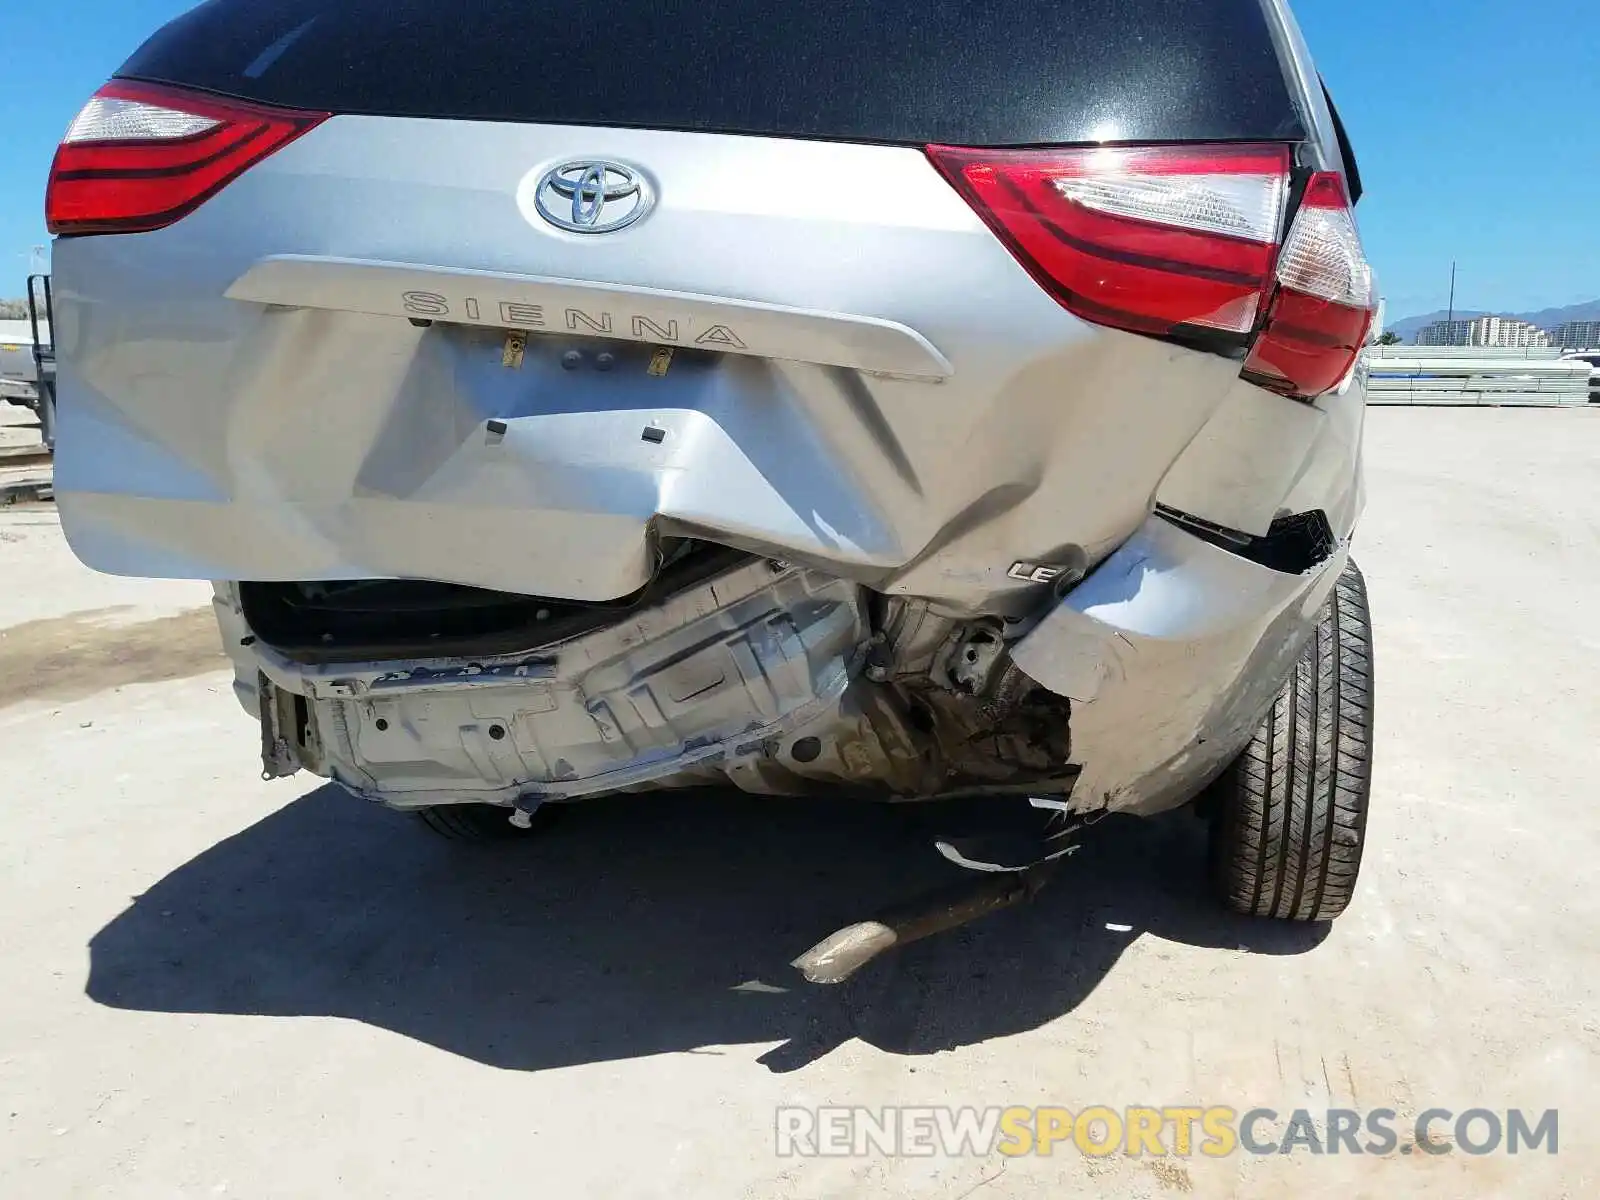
left=533, top=160, right=653, bottom=234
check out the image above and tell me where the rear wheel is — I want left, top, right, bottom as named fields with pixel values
left=1209, top=560, right=1374, bottom=921
left=414, top=803, right=555, bottom=842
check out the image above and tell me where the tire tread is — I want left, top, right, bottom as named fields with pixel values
left=1211, top=560, right=1374, bottom=922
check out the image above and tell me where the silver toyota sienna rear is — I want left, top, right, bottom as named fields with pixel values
left=46, top=0, right=1377, bottom=956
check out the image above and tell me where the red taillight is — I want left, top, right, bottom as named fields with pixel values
left=1243, top=172, right=1375, bottom=398
left=46, top=81, right=328, bottom=236
left=927, top=145, right=1376, bottom=400
left=927, top=143, right=1291, bottom=337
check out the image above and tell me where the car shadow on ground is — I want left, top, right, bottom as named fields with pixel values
left=87, top=785, right=1325, bottom=1073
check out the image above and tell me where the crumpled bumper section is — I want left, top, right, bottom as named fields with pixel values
left=1012, top=514, right=1348, bottom=815
left=230, top=508, right=1344, bottom=816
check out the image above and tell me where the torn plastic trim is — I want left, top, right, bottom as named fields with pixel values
left=1156, top=504, right=1336, bottom=575
left=1011, top=513, right=1349, bottom=816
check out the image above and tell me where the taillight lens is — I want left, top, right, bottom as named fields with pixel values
left=1242, top=172, right=1376, bottom=398
left=46, top=81, right=327, bottom=236
left=929, top=145, right=1376, bottom=400
left=927, top=143, right=1290, bottom=337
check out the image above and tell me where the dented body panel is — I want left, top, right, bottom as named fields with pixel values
left=54, top=119, right=1242, bottom=614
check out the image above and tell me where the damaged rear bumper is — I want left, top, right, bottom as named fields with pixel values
left=1011, top=513, right=1349, bottom=816
left=225, top=505, right=1347, bottom=818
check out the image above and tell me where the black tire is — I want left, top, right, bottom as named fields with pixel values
left=414, top=803, right=555, bottom=842
left=1209, top=560, right=1374, bottom=921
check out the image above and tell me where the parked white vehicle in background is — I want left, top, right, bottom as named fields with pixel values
left=1560, top=351, right=1600, bottom=402
left=0, top=320, right=48, bottom=406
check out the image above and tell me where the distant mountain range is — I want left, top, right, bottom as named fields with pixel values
left=1387, top=299, right=1600, bottom=343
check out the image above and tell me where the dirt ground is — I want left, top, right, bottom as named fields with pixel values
left=1, top=408, right=1596, bottom=1198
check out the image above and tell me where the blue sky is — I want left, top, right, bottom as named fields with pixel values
left=1, top=0, right=1595, bottom=318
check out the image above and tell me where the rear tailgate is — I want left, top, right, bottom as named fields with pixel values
left=52, top=0, right=1314, bottom=612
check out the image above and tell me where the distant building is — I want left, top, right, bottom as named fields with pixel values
left=1549, top=320, right=1600, bottom=350
left=1418, top=316, right=1549, bottom=347
left=1467, top=316, right=1549, bottom=348
left=1415, top=319, right=1475, bottom=346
